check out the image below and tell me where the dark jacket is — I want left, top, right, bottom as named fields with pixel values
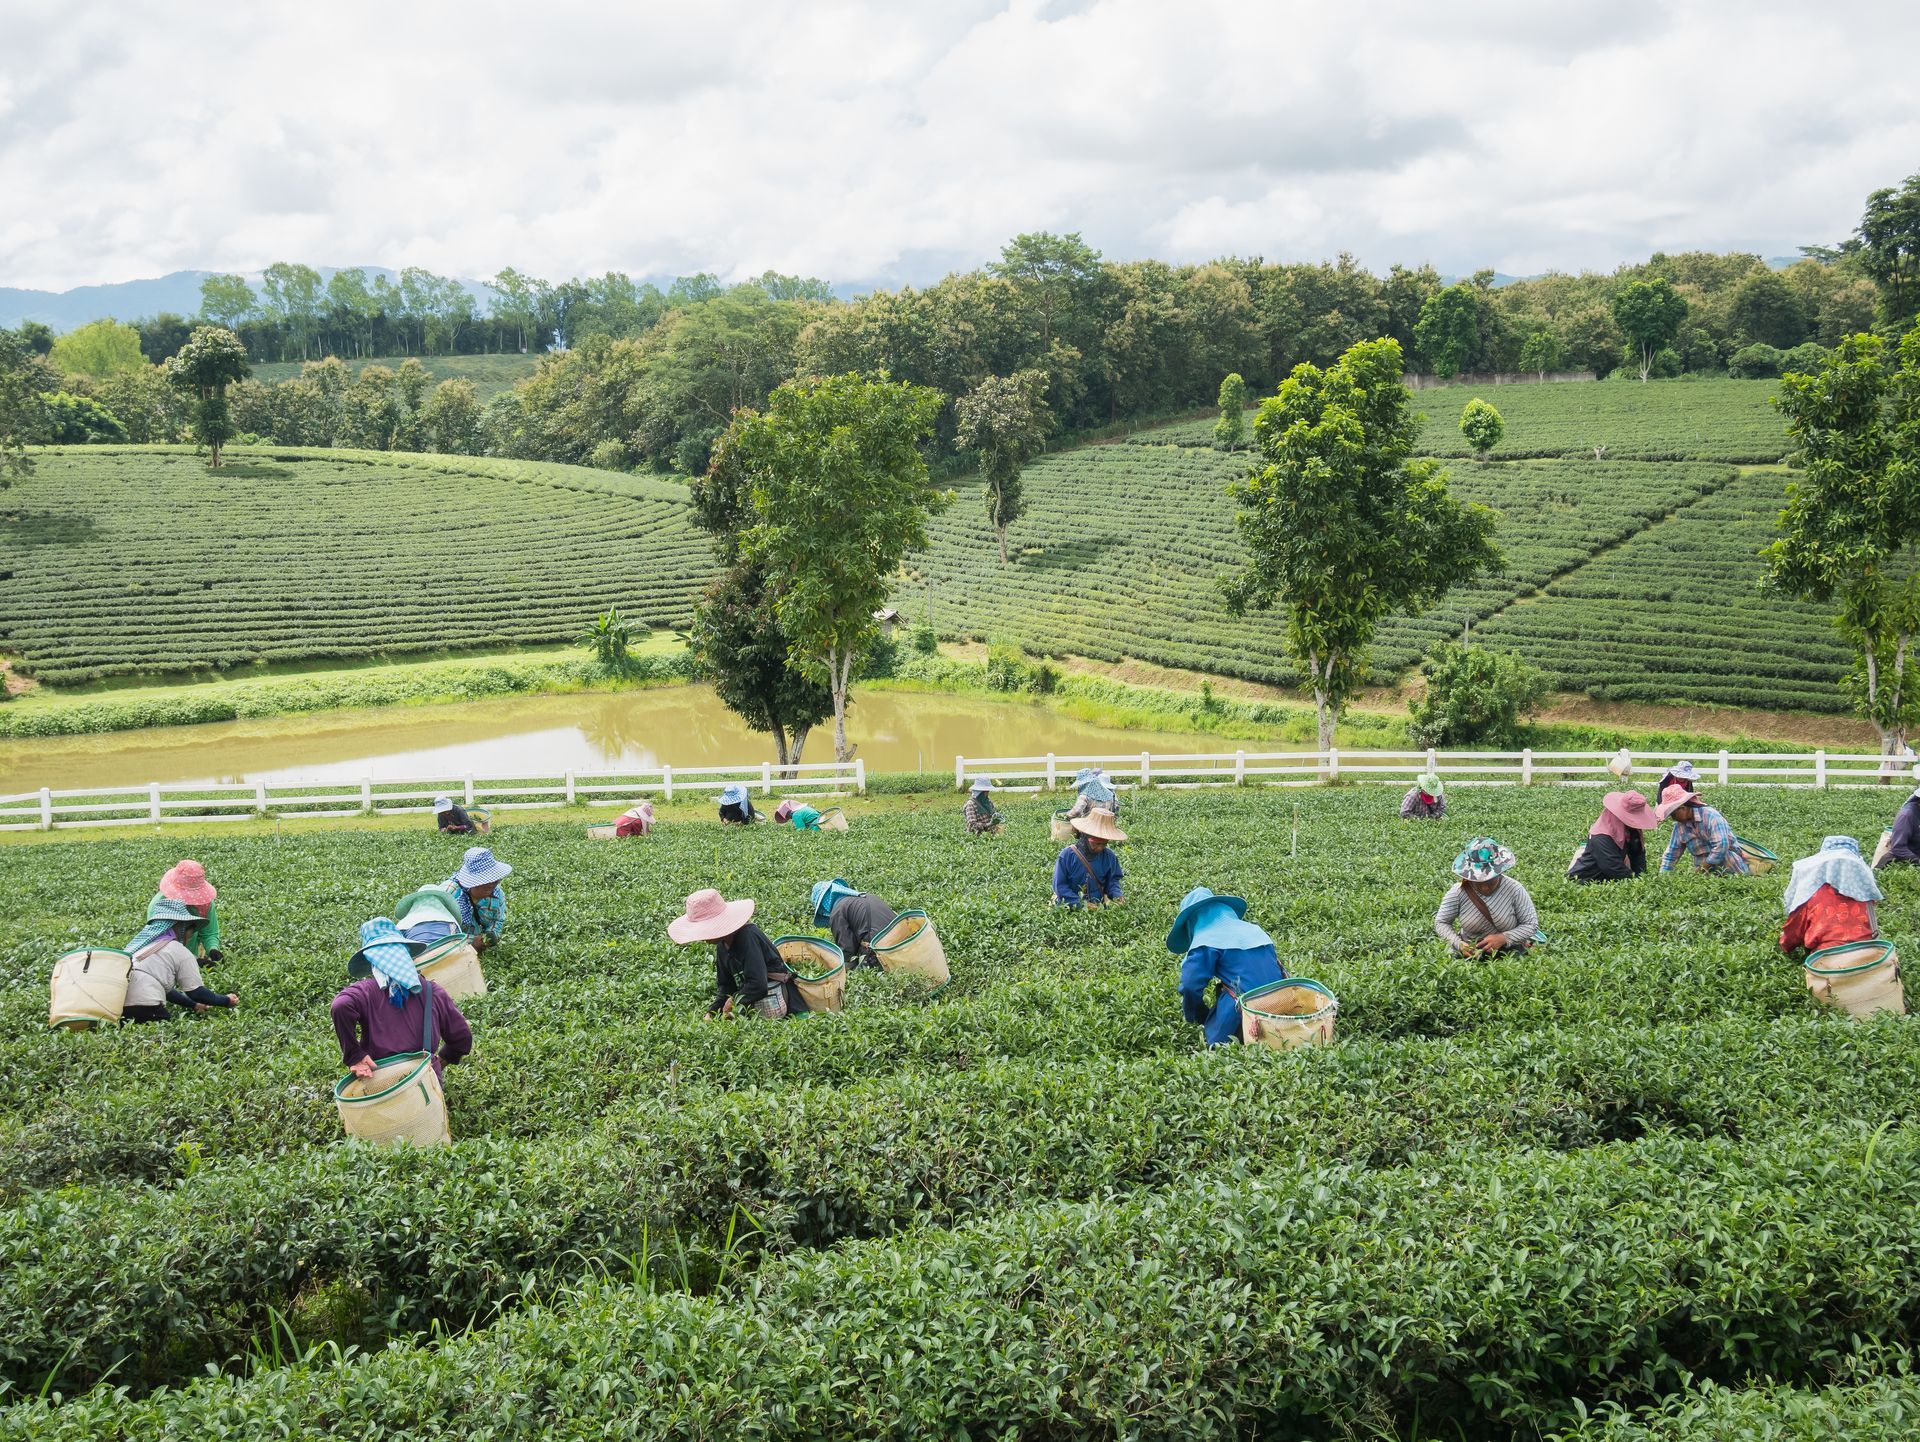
left=1568, top=830, right=1646, bottom=884
left=829, top=892, right=899, bottom=967
left=711, top=923, right=806, bottom=1015
left=1884, top=797, right=1920, bottom=868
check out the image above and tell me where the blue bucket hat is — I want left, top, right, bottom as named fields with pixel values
left=1073, top=767, right=1116, bottom=804
left=454, top=847, right=511, bottom=889
left=810, top=878, right=857, bottom=926
left=1164, top=885, right=1249, bottom=954
left=347, top=917, right=425, bottom=1006
left=719, top=783, right=748, bottom=807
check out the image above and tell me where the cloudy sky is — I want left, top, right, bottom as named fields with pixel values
left=2, top=0, right=1916, bottom=292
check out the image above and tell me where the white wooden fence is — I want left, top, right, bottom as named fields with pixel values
left=956, top=747, right=1919, bottom=792
left=0, top=759, right=865, bottom=832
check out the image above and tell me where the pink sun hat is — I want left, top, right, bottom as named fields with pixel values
left=158, top=859, right=216, bottom=907
left=1655, top=783, right=1697, bottom=822
left=667, top=888, right=755, bottom=944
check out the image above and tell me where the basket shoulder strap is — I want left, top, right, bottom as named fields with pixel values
left=420, top=978, right=436, bottom=1056
left=1463, top=885, right=1501, bottom=931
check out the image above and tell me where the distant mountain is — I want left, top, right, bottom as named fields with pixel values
left=0, top=268, right=494, bottom=333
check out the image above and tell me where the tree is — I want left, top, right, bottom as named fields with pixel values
left=1728, top=343, right=1785, bottom=379
left=14, top=321, right=53, bottom=356
left=954, top=368, right=1050, bottom=563
left=1213, top=372, right=1248, bottom=451
left=1221, top=337, right=1501, bottom=753
left=326, top=268, right=377, bottom=357
left=491, top=268, right=540, bottom=352
left=1458, top=397, right=1504, bottom=462
left=0, top=331, right=49, bottom=484
left=579, top=606, right=643, bottom=672
left=49, top=319, right=146, bottom=379
left=260, top=263, right=323, bottom=360
left=988, top=232, right=1101, bottom=351
left=1413, top=285, right=1479, bottom=378
left=1726, top=270, right=1809, bottom=349
left=199, top=274, right=255, bottom=330
left=731, top=372, right=947, bottom=761
left=1857, top=173, right=1920, bottom=328
left=418, top=379, right=483, bottom=455
left=164, top=326, right=250, bottom=467
left=42, top=391, right=126, bottom=443
left=136, top=313, right=193, bottom=364
left=1409, top=642, right=1548, bottom=748
left=1516, top=327, right=1564, bottom=377
left=1763, top=325, right=1920, bottom=757
left=1611, top=278, right=1687, bottom=382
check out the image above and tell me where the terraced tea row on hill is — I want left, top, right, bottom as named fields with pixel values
left=0, top=447, right=713, bottom=684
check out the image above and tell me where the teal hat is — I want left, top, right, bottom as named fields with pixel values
left=809, top=878, right=857, bottom=926
left=1164, top=885, right=1248, bottom=954
left=348, top=916, right=426, bottom=979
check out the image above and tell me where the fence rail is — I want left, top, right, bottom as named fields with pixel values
left=955, top=747, right=1918, bottom=792
left=0, top=759, right=865, bottom=832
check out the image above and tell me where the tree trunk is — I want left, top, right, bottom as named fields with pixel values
left=790, top=724, right=811, bottom=774
left=997, top=524, right=1009, bottom=565
left=772, top=727, right=790, bottom=770
left=1314, top=688, right=1333, bottom=757
left=830, top=648, right=852, bottom=762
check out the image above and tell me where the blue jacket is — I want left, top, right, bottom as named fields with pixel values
left=1053, top=843, right=1123, bottom=907
left=1178, top=906, right=1284, bottom=1046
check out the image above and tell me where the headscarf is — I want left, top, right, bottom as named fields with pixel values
left=1782, top=836, right=1884, bottom=916
left=355, top=918, right=423, bottom=1009
left=1072, top=767, right=1116, bottom=806
left=126, top=894, right=199, bottom=956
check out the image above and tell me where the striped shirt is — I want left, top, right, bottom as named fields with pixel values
left=1660, top=803, right=1748, bottom=874
left=1434, top=877, right=1539, bottom=951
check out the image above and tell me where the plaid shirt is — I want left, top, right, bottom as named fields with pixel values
left=1660, top=803, right=1748, bottom=874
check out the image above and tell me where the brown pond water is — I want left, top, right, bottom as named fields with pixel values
left=0, top=686, right=1239, bottom=793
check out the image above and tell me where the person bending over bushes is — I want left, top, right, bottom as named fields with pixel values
left=1435, top=837, right=1540, bottom=956
left=964, top=776, right=1004, bottom=834
left=333, top=919, right=471, bottom=1081
left=1568, top=791, right=1661, bottom=883
left=776, top=799, right=823, bottom=830
left=670, top=889, right=807, bottom=1020
left=810, top=878, right=898, bottom=967
left=432, top=796, right=486, bottom=834
left=1054, top=809, right=1126, bottom=908
left=445, top=848, right=510, bottom=951
left=1400, top=771, right=1446, bottom=820
left=1657, top=785, right=1748, bottom=875
left=1878, top=763, right=1920, bottom=870
left=1780, top=837, right=1883, bottom=955
left=157, top=859, right=225, bottom=962
left=1168, top=886, right=1285, bottom=1046
left=1065, top=767, right=1119, bottom=820
left=121, top=895, right=240, bottom=1023
left=717, top=784, right=757, bottom=825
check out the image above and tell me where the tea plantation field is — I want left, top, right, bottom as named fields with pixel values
left=2, top=786, right=1918, bottom=1437
left=0, top=446, right=714, bottom=684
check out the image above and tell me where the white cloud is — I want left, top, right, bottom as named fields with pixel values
left=1, top=0, right=1915, bottom=291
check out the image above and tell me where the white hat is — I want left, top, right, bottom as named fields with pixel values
left=432, top=796, right=455, bottom=812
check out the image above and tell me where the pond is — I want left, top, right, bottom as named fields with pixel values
left=0, top=685, right=1237, bottom=794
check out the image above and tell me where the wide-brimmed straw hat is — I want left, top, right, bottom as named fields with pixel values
left=1070, top=808, right=1127, bottom=843
left=1655, top=783, right=1698, bottom=822
left=968, top=776, right=995, bottom=793
left=809, top=878, right=857, bottom=925
left=454, top=847, right=511, bottom=888
left=348, top=916, right=426, bottom=978
left=1602, top=791, right=1660, bottom=830
left=669, top=888, right=755, bottom=944
left=1452, top=836, right=1516, bottom=882
left=159, top=860, right=216, bottom=907
left=1164, top=885, right=1247, bottom=954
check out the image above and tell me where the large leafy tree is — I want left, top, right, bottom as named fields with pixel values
left=988, top=231, right=1101, bottom=352
left=953, top=368, right=1050, bottom=563
left=198, top=274, right=255, bottom=331
left=0, top=330, right=50, bottom=485
left=48, top=319, right=145, bottom=380
left=260, top=262, right=323, bottom=360
left=1857, top=173, right=1920, bottom=329
left=731, top=373, right=947, bottom=761
left=1764, top=324, right=1920, bottom=757
left=687, top=426, right=832, bottom=769
left=1612, top=278, right=1688, bottom=382
left=164, top=326, right=251, bottom=467
left=1222, top=337, right=1501, bottom=752
left=1412, top=284, right=1478, bottom=378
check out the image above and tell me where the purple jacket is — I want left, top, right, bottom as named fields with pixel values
left=331, top=978, right=473, bottom=1078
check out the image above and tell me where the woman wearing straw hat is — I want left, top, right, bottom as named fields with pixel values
left=1054, top=808, right=1126, bottom=908
left=1655, top=784, right=1748, bottom=875
left=432, top=796, right=484, bottom=834
left=1780, top=837, right=1883, bottom=956
left=964, top=776, right=1004, bottom=835
left=1651, top=760, right=1698, bottom=806
left=669, top=889, right=806, bottom=1020
left=445, top=847, right=512, bottom=951
left=1064, top=766, right=1119, bottom=821
left=1435, top=837, right=1540, bottom=956
left=775, top=799, right=824, bottom=830
left=120, top=895, right=240, bottom=1023
left=1877, top=763, right=1920, bottom=870
left=332, top=918, right=472, bottom=1081
left=1400, top=771, right=1447, bottom=821
left=157, top=859, right=225, bottom=963
left=810, top=878, right=898, bottom=968
left=717, top=783, right=758, bottom=826
left=1168, top=886, right=1285, bottom=1046
left=1569, top=791, right=1661, bottom=883
left=613, top=801, right=655, bottom=838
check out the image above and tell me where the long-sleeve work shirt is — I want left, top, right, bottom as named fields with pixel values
left=1780, top=884, right=1878, bottom=955
left=1053, top=843, right=1123, bottom=907
left=829, top=892, right=898, bottom=967
left=1180, top=941, right=1285, bottom=1047
left=331, top=978, right=473, bottom=1079
left=1660, top=804, right=1748, bottom=874
left=1434, top=877, right=1539, bottom=952
left=711, top=923, right=805, bottom=1016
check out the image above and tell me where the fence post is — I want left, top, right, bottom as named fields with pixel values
left=1522, top=748, right=1533, bottom=786
left=662, top=765, right=673, bottom=801
left=1327, top=747, right=1340, bottom=782
left=1425, top=746, right=1438, bottom=775
left=1139, top=752, right=1151, bottom=789
left=761, top=761, right=772, bottom=795
left=1718, top=750, right=1730, bottom=786
left=955, top=755, right=966, bottom=789
left=1235, top=750, right=1246, bottom=785
left=1046, top=753, right=1057, bottom=790
left=255, top=780, right=268, bottom=815
left=39, top=787, right=52, bottom=831
left=855, top=758, right=866, bottom=794
left=361, top=778, right=373, bottom=813
left=150, top=783, right=162, bottom=825
left=464, top=775, right=476, bottom=806
left=1815, top=749, right=1827, bottom=789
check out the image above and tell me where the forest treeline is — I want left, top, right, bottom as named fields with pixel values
left=4, top=173, right=1917, bottom=477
